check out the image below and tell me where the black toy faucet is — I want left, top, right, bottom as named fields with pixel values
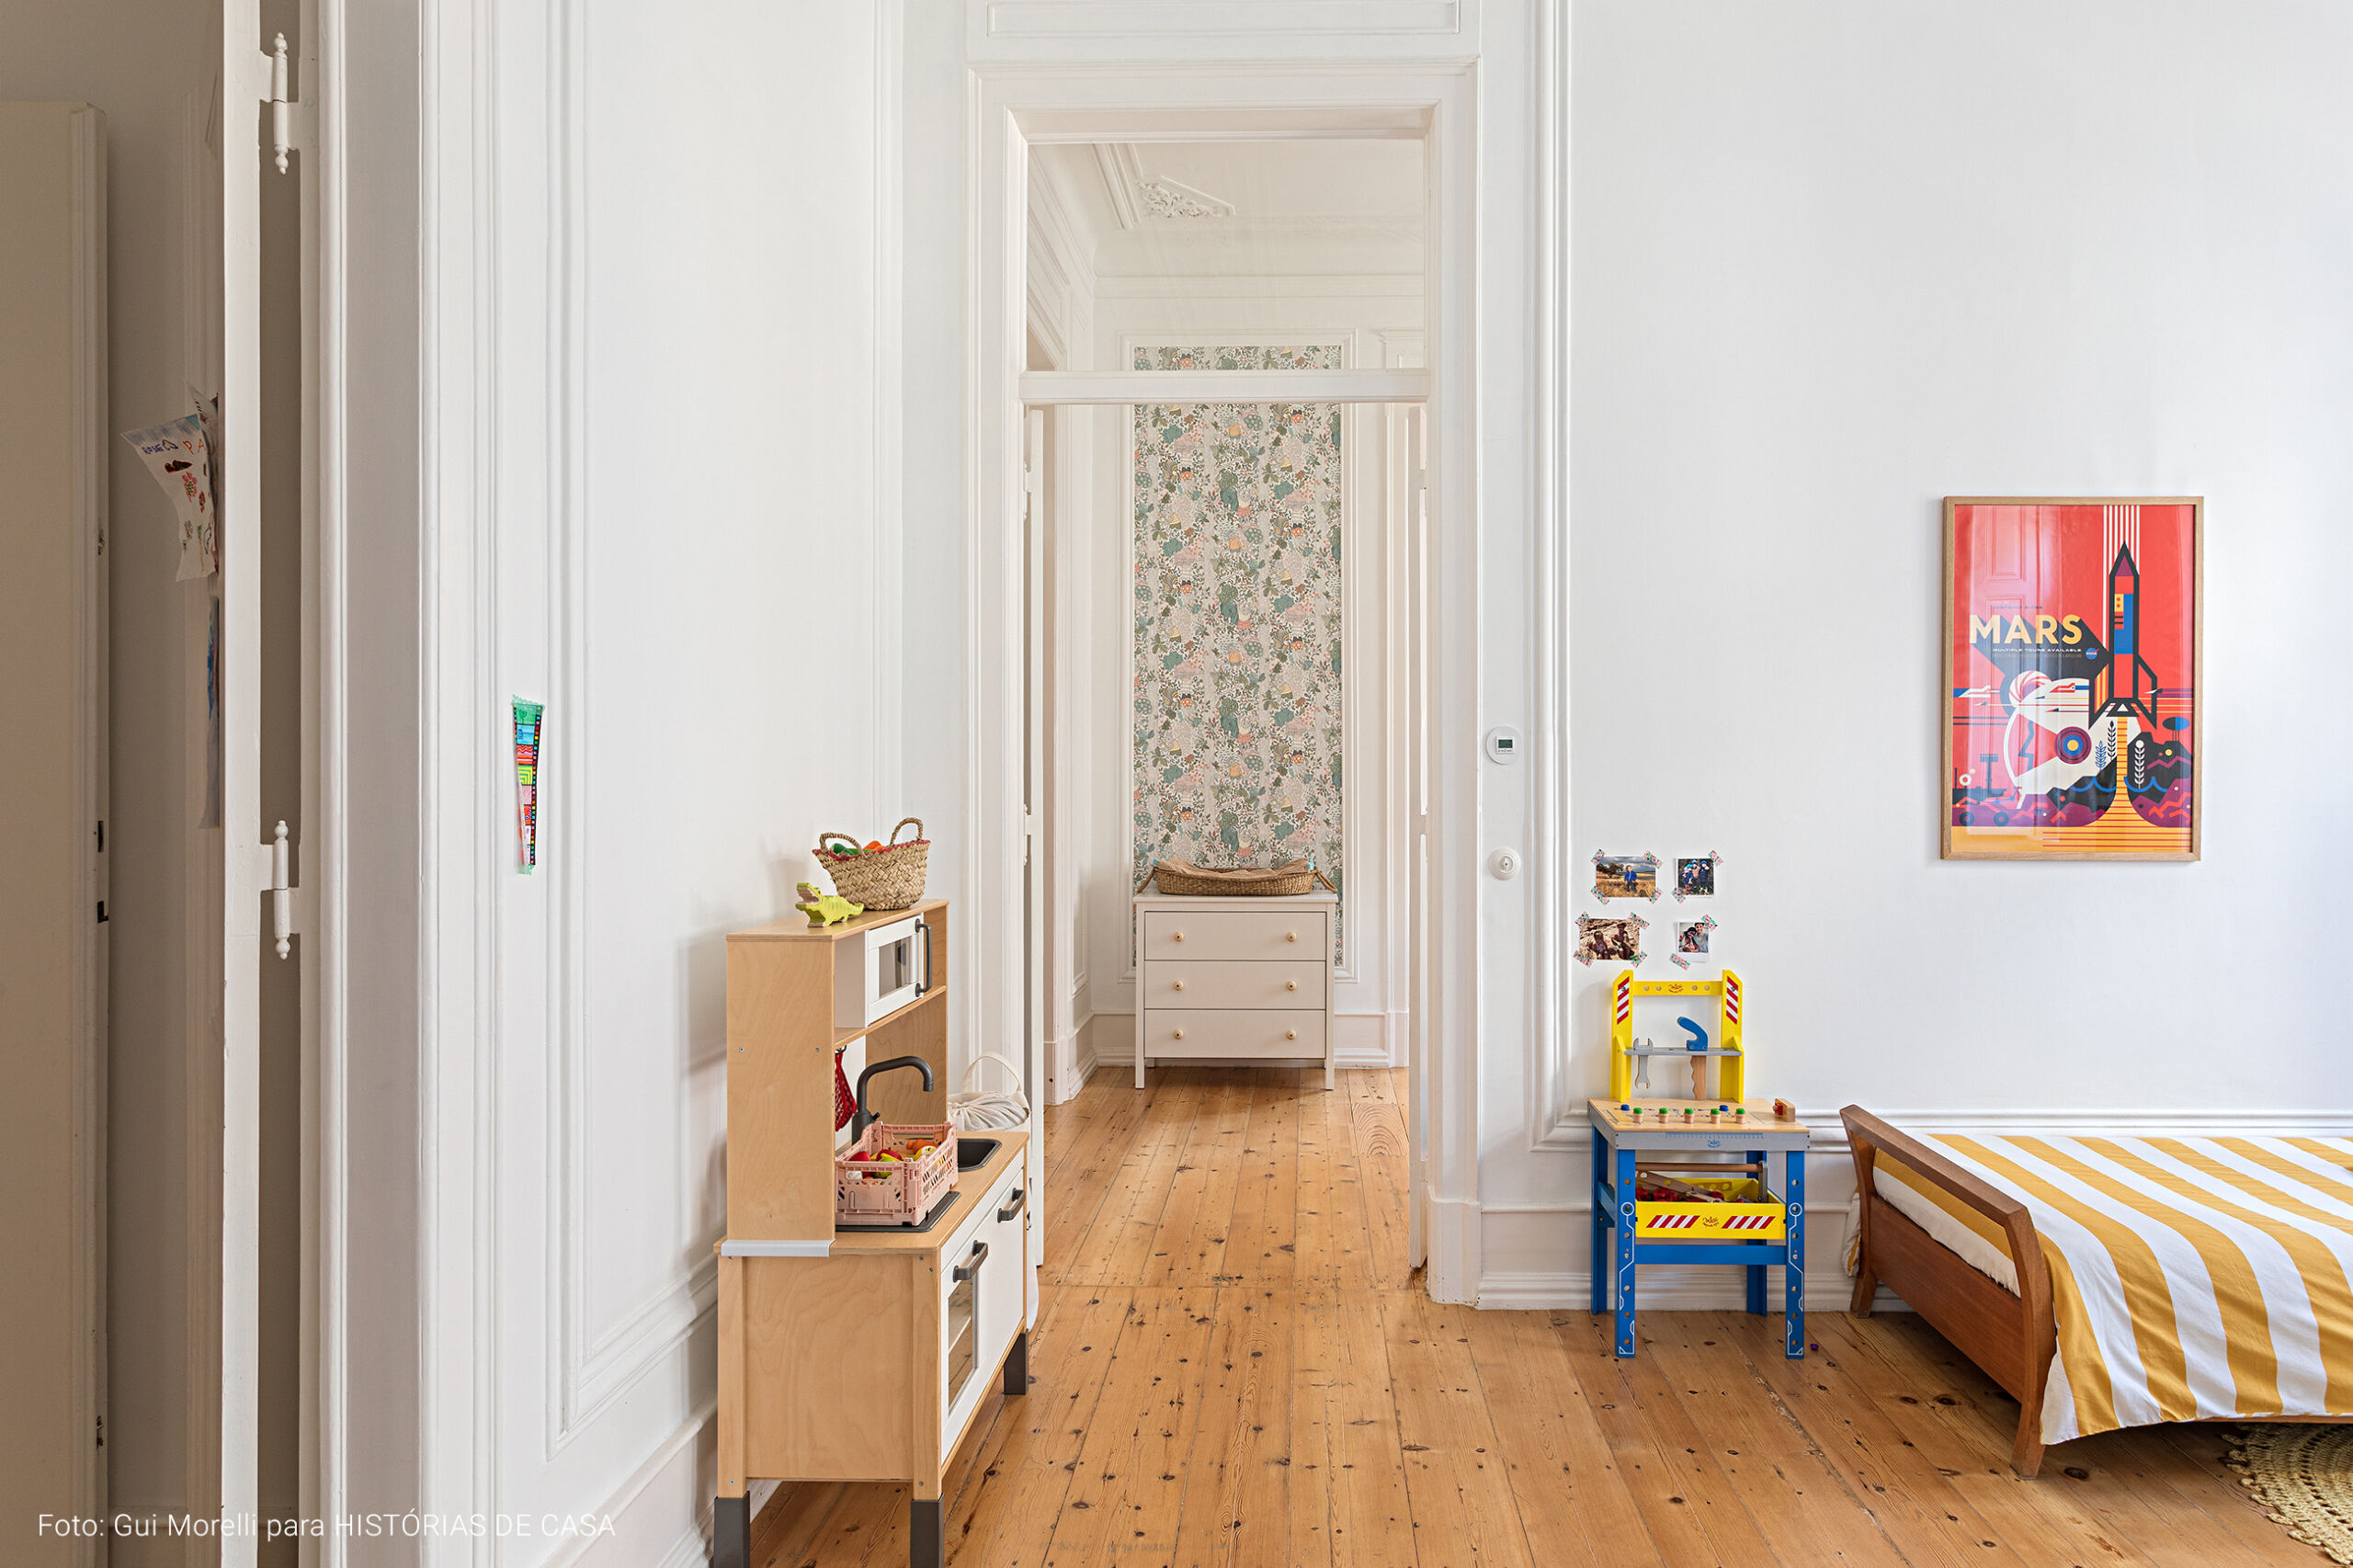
left=850, top=1055, right=935, bottom=1141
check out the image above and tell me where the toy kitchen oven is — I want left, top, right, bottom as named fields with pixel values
left=835, top=911, right=934, bottom=1029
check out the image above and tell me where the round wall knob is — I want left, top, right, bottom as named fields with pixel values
left=1173, top=1029, right=1184, bottom=1040
left=1286, top=931, right=1298, bottom=943
left=1285, top=980, right=1298, bottom=992
left=1173, top=980, right=1185, bottom=991
left=1286, top=1029, right=1298, bottom=1040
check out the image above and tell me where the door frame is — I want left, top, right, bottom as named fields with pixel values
left=967, top=62, right=1483, bottom=1301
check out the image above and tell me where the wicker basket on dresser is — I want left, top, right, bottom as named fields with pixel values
left=1131, top=888, right=1339, bottom=1090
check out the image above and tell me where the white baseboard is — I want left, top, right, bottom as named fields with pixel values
left=1474, top=1269, right=1904, bottom=1315
left=563, top=1405, right=712, bottom=1568
left=654, top=1518, right=711, bottom=1568
left=1048, top=1017, right=1096, bottom=1106
left=1424, top=1192, right=1479, bottom=1304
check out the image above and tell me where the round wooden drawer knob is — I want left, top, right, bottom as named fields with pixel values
left=1286, top=931, right=1298, bottom=942
left=1173, top=931, right=1185, bottom=942
left=1173, top=980, right=1185, bottom=991
left=1286, top=1029, right=1298, bottom=1041
left=1285, top=981, right=1298, bottom=992
left=1173, top=1029, right=1184, bottom=1040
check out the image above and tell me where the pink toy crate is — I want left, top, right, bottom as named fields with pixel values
left=835, top=1122, right=957, bottom=1226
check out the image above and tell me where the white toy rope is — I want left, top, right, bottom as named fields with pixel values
left=949, top=1050, right=1030, bottom=1131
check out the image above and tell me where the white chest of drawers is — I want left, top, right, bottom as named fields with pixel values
left=1131, top=889, right=1338, bottom=1090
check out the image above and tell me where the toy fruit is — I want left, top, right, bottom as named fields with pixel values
left=847, top=1151, right=871, bottom=1162
left=864, top=840, right=884, bottom=852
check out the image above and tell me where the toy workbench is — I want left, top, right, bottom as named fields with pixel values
left=1587, top=969, right=1808, bottom=1359
left=1588, top=1097, right=1809, bottom=1358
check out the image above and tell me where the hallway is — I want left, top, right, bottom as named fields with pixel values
left=746, top=1068, right=2312, bottom=1568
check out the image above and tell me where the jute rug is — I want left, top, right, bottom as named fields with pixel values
left=2227, top=1426, right=2353, bottom=1565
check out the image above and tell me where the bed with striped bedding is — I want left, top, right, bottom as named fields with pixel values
left=1841, top=1108, right=2353, bottom=1474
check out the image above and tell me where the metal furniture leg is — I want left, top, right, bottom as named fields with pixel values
left=1004, top=1329, right=1029, bottom=1395
left=1746, top=1148, right=1767, bottom=1314
left=1614, top=1144, right=1639, bottom=1357
left=1785, top=1144, right=1807, bottom=1358
left=911, top=1497, right=944, bottom=1568
left=713, top=1495, right=749, bottom=1568
left=1589, top=1125, right=1608, bottom=1314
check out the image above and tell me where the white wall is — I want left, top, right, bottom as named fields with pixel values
left=371, top=3, right=903, bottom=1563
left=1479, top=0, right=2353, bottom=1301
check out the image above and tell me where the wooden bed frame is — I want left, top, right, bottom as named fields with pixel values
left=1842, top=1108, right=2060, bottom=1475
left=1843, top=1107, right=2345, bottom=1478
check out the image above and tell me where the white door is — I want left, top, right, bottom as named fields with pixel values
left=0, top=100, right=108, bottom=1568
left=1021, top=405, right=1048, bottom=1314
left=1404, top=406, right=1430, bottom=1271
left=217, top=5, right=315, bottom=1561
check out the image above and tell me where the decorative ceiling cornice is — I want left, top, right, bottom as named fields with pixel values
left=1091, top=142, right=1233, bottom=228
left=1137, top=176, right=1234, bottom=222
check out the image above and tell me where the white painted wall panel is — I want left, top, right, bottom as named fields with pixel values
left=403, top=3, right=895, bottom=1562
left=1483, top=0, right=2353, bottom=1293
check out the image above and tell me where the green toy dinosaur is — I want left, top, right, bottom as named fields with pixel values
left=795, top=881, right=863, bottom=927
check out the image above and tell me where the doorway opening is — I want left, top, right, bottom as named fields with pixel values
left=1007, top=124, right=1444, bottom=1286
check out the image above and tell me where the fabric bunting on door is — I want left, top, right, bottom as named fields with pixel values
left=513, top=698, right=545, bottom=873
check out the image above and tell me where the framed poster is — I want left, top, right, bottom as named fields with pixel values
left=1943, top=497, right=2201, bottom=860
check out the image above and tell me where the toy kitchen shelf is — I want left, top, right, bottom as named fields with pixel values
left=713, top=900, right=1036, bottom=1568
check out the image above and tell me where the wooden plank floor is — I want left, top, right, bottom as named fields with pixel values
left=747, top=1066, right=2321, bottom=1568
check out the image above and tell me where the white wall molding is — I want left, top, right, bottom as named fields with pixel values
left=1095, top=273, right=1427, bottom=301
left=555, top=1403, right=712, bottom=1568
left=1090, top=142, right=1143, bottom=230
left=972, top=0, right=1476, bottom=59
left=540, top=0, right=716, bottom=1439
left=1526, top=0, right=1574, bottom=1158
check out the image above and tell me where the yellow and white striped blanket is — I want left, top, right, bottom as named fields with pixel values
left=1858, top=1133, right=2353, bottom=1444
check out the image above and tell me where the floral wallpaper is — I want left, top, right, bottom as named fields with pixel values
left=1131, top=344, right=1347, bottom=958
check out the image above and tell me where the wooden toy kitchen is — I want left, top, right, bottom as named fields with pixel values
left=712, top=899, right=1035, bottom=1568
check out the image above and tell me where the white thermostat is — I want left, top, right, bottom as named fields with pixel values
left=1484, top=725, right=1523, bottom=765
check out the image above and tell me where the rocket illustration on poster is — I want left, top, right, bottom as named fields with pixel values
left=1942, top=499, right=2200, bottom=860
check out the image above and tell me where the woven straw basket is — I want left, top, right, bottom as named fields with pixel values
left=817, top=817, right=929, bottom=911
left=1144, top=858, right=1337, bottom=898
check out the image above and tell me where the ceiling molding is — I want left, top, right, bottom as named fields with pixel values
left=1090, top=142, right=1239, bottom=228
left=1091, top=142, right=1144, bottom=230
left=1137, top=174, right=1234, bottom=222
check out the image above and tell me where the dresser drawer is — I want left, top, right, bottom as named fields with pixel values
left=1142, top=1009, right=1326, bottom=1060
left=1142, top=960, right=1323, bottom=1011
left=1141, top=910, right=1327, bottom=962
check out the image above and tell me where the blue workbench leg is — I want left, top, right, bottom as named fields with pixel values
left=1745, top=1150, right=1766, bottom=1315
left=1589, top=1126, right=1608, bottom=1314
left=1784, top=1145, right=1807, bottom=1358
left=1614, top=1145, right=1639, bottom=1357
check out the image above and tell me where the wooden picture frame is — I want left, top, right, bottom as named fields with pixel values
left=1941, top=497, right=2202, bottom=861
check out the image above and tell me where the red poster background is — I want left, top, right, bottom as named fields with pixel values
left=1946, top=502, right=2197, bottom=857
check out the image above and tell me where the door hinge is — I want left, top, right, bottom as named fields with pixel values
left=267, top=820, right=301, bottom=959
left=264, top=33, right=313, bottom=174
